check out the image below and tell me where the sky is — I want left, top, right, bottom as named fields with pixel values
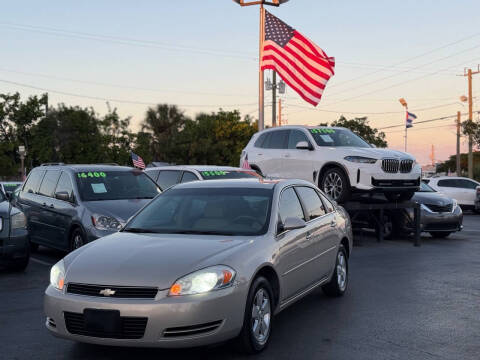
left=1, top=0, right=479, bottom=165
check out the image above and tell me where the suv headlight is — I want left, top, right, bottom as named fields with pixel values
left=168, top=265, right=236, bottom=296
left=452, top=199, right=459, bottom=211
left=344, top=156, right=377, bottom=164
left=91, top=214, right=123, bottom=231
left=11, top=212, right=27, bottom=229
left=50, top=260, right=66, bottom=290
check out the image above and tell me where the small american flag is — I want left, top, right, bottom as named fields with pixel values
left=241, top=154, right=251, bottom=169
left=131, top=152, right=146, bottom=169
left=261, top=10, right=335, bottom=106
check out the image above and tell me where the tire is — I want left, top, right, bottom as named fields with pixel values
left=378, top=213, right=394, bottom=240
left=70, top=228, right=86, bottom=252
left=236, top=276, right=274, bottom=354
left=429, top=232, right=451, bottom=238
left=322, top=245, right=348, bottom=297
left=384, top=191, right=415, bottom=202
left=320, top=168, right=351, bottom=203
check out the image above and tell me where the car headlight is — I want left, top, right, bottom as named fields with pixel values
left=50, top=260, right=66, bottom=290
left=452, top=199, right=458, bottom=211
left=169, top=265, right=236, bottom=296
left=10, top=211, right=27, bottom=229
left=344, top=156, right=377, bottom=164
left=420, top=204, right=433, bottom=213
left=91, top=214, right=123, bottom=231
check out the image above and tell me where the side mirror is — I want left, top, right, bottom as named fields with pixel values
left=281, top=217, right=307, bottom=232
left=55, top=191, right=70, bottom=202
left=296, top=141, right=313, bottom=150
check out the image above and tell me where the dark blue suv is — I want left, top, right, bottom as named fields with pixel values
left=17, top=164, right=161, bottom=252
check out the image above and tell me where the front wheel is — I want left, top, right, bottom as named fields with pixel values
left=321, top=168, right=351, bottom=203
left=430, top=232, right=451, bottom=238
left=70, top=228, right=85, bottom=252
left=384, top=191, right=415, bottom=202
left=322, top=245, right=348, bottom=297
left=236, top=276, right=274, bottom=354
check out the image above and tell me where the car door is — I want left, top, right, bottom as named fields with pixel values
left=275, top=187, right=317, bottom=301
left=436, top=179, right=463, bottom=203
left=456, top=179, right=480, bottom=206
left=49, top=171, right=78, bottom=250
left=282, top=129, right=316, bottom=183
left=249, top=129, right=288, bottom=178
left=295, top=186, right=338, bottom=278
left=35, top=170, right=62, bottom=247
left=18, top=169, right=46, bottom=244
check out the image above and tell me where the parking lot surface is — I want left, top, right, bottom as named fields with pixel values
left=1, top=215, right=479, bottom=360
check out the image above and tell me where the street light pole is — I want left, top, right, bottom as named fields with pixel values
left=233, top=0, right=290, bottom=131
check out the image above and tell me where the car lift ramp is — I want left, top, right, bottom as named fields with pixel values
left=343, top=198, right=421, bottom=247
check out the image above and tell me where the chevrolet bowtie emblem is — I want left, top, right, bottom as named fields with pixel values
left=99, top=288, right=116, bottom=297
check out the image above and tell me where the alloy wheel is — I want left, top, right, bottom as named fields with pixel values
left=72, top=234, right=84, bottom=250
left=251, top=288, right=271, bottom=345
left=324, top=172, right=343, bottom=200
left=337, top=252, right=347, bottom=291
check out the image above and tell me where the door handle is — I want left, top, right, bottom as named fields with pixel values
left=306, top=233, right=313, bottom=240
left=330, top=221, right=337, bottom=228
left=42, top=202, right=47, bottom=207
left=284, top=154, right=291, bottom=158
left=257, top=153, right=263, bottom=156
left=49, top=204, right=54, bottom=209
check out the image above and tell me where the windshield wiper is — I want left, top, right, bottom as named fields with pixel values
left=123, top=228, right=160, bottom=234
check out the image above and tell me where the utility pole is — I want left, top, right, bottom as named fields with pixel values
left=457, top=111, right=461, bottom=176
left=278, top=98, right=282, bottom=126
left=459, top=66, right=480, bottom=178
left=272, top=71, right=277, bottom=126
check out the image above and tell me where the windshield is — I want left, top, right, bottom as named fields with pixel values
left=75, top=170, right=160, bottom=201
left=124, top=187, right=272, bottom=236
left=200, top=170, right=261, bottom=180
left=309, top=128, right=371, bottom=148
left=419, top=182, right=436, bottom=192
left=2, top=183, right=22, bottom=194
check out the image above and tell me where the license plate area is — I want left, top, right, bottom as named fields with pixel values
left=84, top=309, right=121, bottom=335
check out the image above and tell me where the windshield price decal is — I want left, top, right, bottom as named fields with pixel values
left=310, top=128, right=335, bottom=134
left=202, top=171, right=229, bottom=176
left=77, top=172, right=107, bottom=179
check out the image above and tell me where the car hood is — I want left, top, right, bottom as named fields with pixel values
left=65, top=232, right=248, bottom=289
left=83, top=199, right=151, bottom=222
left=412, top=192, right=453, bottom=205
left=335, top=147, right=415, bottom=160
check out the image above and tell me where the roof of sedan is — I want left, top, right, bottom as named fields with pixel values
left=145, top=165, right=249, bottom=172
left=172, top=178, right=310, bottom=190
left=39, top=164, right=137, bottom=172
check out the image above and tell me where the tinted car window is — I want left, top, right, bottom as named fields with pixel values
left=437, top=179, right=458, bottom=188
left=279, top=187, right=305, bottom=223
left=145, top=170, right=160, bottom=182
left=254, top=133, right=268, bottom=148
left=288, top=130, right=309, bottom=149
left=55, top=172, right=74, bottom=201
left=319, top=192, right=335, bottom=212
left=295, top=186, right=326, bottom=220
left=38, top=170, right=61, bottom=197
left=457, top=179, right=479, bottom=189
left=309, top=128, right=371, bottom=148
left=264, top=130, right=289, bottom=149
left=200, top=170, right=260, bottom=180
left=157, top=170, right=181, bottom=190
left=75, top=170, right=160, bottom=201
left=125, top=187, right=272, bottom=236
left=180, top=171, right=198, bottom=183
left=23, top=169, right=45, bottom=193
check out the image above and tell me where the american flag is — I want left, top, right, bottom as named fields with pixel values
left=261, top=10, right=335, bottom=106
left=131, top=152, right=146, bottom=169
left=241, top=154, right=251, bottom=169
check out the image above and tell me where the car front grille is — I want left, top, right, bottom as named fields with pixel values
left=67, top=283, right=158, bottom=299
left=64, top=312, right=148, bottom=339
left=372, top=178, right=420, bottom=187
left=400, top=159, right=414, bottom=173
left=163, top=320, right=223, bottom=338
left=424, top=203, right=453, bottom=213
left=381, top=158, right=414, bottom=173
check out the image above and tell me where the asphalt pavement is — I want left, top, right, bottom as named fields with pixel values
left=1, top=215, right=479, bottom=360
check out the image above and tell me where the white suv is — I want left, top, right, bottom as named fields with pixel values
left=240, top=126, right=422, bottom=202
left=425, top=176, right=480, bottom=212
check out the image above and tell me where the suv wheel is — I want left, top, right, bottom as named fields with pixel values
left=70, top=228, right=85, bottom=252
left=321, top=168, right=351, bottom=203
left=384, top=191, right=415, bottom=202
left=322, top=245, right=348, bottom=297
left=236, top=276, right=274, bottom=354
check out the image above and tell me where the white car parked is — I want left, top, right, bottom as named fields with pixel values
left=240, top=126, right=422, bottom=202
left=425, top=176, right=480, bottom=212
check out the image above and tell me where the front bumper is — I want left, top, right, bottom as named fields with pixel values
left=346, top=162, right=422, bottom=192
left=0, top=226, right=29, bottom=264
left=44, top=283, right=247, bottom=348
left=400, top=207, right=463, bottom=233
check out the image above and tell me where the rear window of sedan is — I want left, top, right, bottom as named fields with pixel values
left=199, top=170, right=261, bottom=180
left=124, top=187, right=273, bottom=236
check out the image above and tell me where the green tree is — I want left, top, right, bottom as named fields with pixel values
left=99, top=109, right=134, bottom=165
left=326, top=116, right=388, bottom=148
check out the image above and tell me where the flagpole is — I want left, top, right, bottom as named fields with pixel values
left=258, top=4, right=265, bottom=131
left=404, top=107, right=408, bottom=152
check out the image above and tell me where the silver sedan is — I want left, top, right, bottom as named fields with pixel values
left=44, top=179, right=353, bottom=353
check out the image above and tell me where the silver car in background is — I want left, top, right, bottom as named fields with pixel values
left=44, top=179, right=352, bottom=353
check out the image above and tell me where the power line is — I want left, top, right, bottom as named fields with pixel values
left=384, top=124, right=455, bottom=134
left=0, top=78, right=258, bottom=108
left=377, top=112, right=477, bottom=130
